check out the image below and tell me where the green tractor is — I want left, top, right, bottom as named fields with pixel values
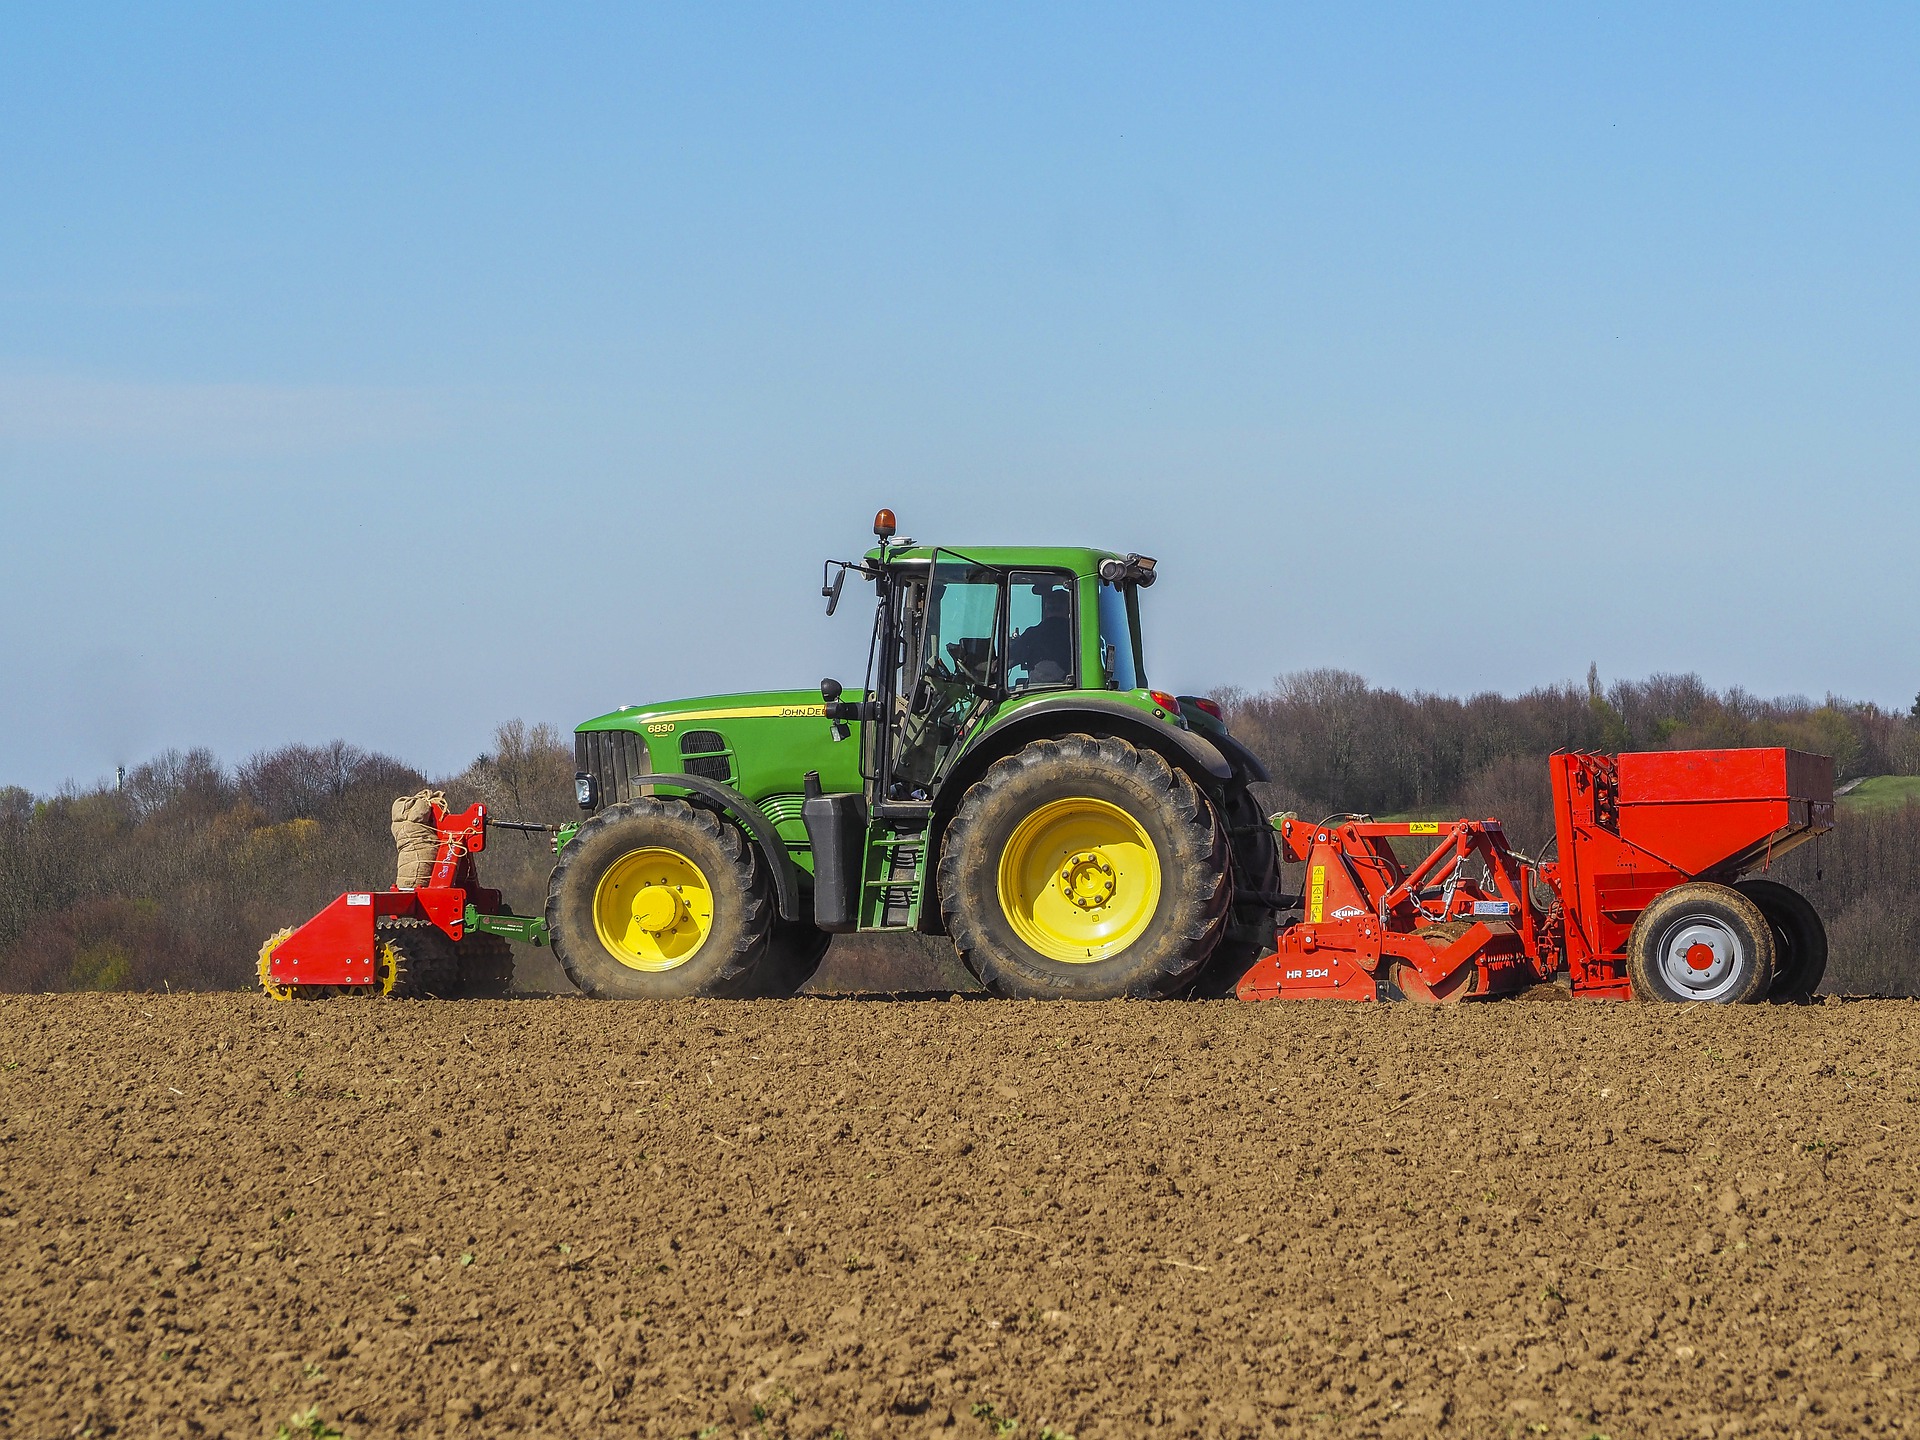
left=546, top=510, right=1281, bottom=999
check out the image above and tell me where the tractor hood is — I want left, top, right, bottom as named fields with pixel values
left=576, top=689, right=868, bottom=806
left=580, top=689, right=843, bottom=731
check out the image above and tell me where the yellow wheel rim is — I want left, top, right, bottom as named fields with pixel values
left=996, top=797, right=1161, bottom=963
left=593, top=847, right=714, bottom=971
left=257, top=927, right=296, bottom=1001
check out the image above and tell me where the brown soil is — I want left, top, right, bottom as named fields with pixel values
left=4, top=993, right=1919, bottom=1439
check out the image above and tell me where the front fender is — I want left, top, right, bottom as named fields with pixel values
left=631, top=772, right=802, bottom=922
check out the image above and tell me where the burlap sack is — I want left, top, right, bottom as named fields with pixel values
left=391, top=789, right=447, bottom=890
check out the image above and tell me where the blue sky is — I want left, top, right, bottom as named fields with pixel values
left=3, top=5, right=1916, bottom=792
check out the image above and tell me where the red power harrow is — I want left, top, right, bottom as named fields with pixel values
left=1237, top=747, right=1835, bottom=1004
left=257, top=800, right=548, bottom=999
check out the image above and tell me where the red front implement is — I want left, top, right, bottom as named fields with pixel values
left=266, top=801, right=503, bottom=989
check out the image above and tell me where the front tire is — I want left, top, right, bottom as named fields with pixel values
left=936, top=735, right=1231, bottom=999
left=546, top=799, right=773, bottom=998
left=1627, top=882, right=1774, bottom=1004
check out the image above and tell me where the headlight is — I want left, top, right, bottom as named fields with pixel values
left=574, top=772, right=597, bottom=810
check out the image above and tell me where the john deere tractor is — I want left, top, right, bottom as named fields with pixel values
left=547, top=510, right=1281, bottom=999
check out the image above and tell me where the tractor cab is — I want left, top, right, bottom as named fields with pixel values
left=820, top=510, right=1167, bottom=815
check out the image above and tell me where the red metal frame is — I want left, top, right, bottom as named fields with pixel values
left=268, top=802, right=504, bottom=989
left=1235, top=816, right=1557, bottom=1003
left=1237, top=747, right=1834, bottom=1004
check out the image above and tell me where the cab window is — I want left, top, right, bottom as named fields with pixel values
left=1097, top=581, right=1140, bottom=691
left=1006, top=571, right=1075, bottom=691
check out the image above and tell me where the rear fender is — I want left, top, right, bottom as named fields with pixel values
left=1207, top=728, right=1270, bottom=785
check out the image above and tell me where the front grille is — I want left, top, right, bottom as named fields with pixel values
left=575, top=729, right=651, bottom=811
left=681, top=730, right=733, bottom=784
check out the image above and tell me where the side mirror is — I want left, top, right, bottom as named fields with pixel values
left=823, top=568, right=846, bottom=616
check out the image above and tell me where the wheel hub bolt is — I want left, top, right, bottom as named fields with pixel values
left=1058, top=851, right=1117, bottom=911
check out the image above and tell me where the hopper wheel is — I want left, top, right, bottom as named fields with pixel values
left=1734, top=878, right=1828, bottom=999
left=937, top=734, right=1231, bottom=999
left=1627, top=882, right=1773, bottom=1004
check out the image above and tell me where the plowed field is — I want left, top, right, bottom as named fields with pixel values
left=4, top=992, right=1918, bottom=1439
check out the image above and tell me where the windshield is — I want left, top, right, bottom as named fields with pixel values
left=1097, top=581, right=1140, bottom=690
left=923, top=563, right=1000, bottom=685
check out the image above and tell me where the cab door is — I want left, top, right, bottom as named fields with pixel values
left=886, top=553, right=1003, bottom=803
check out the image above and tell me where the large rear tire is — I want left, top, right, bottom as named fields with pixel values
left=546, top=798, right=774, bottom=998
left=1734, top=878, right=1828, bottom=999
left=1627, top=882, right=1773, bottom=1004
left=936, top=734, right=1231, bottom=999
left=1195, top=782, right=1286, bottom=996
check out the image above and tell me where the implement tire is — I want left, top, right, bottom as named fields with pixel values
left=1627, top=882, right=1774, bottom=1004
left=546, top=798, right=773, bottom=999
left=371, top=917, right=456, bottom=998
left=937, top=734, right=1231, bottom=999
left=1735, top=878, right=1828, bottom=999
left=454, top=931, right=516, bottom=998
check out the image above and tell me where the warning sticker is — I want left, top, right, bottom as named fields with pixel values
left=1407, top=822, right=1441, bottom=834
left=1309, top=865, right=1326, bottom=924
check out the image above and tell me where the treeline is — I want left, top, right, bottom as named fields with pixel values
left=2, top=673, right=1916, bottom=995
left=1221, top=670, right=1920, bottom=994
